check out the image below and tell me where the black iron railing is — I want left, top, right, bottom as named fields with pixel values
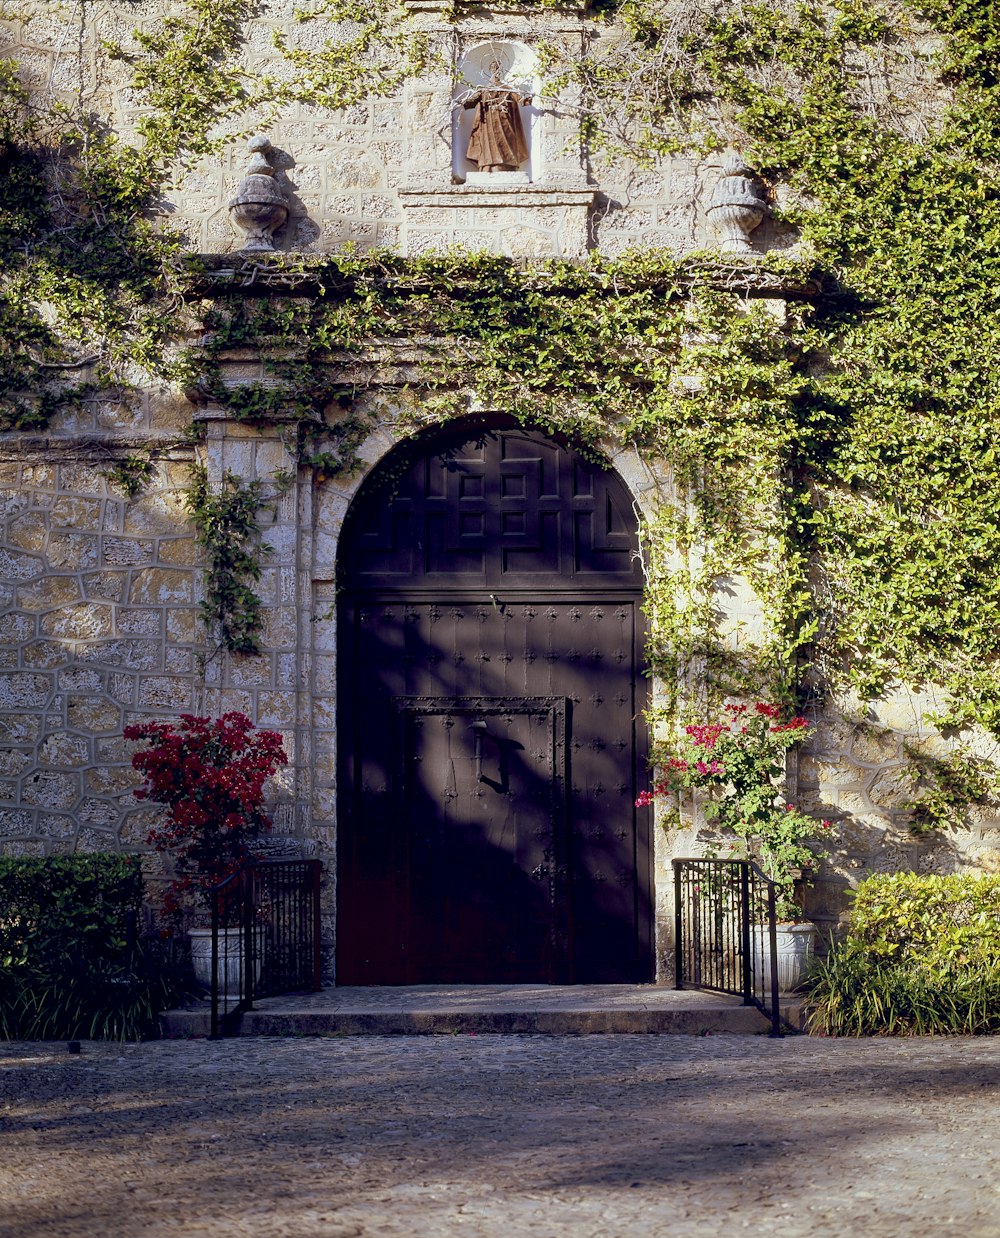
left=209, top=859, right=322, bottom=1037
left=673, top=857, right=783, bottom=1037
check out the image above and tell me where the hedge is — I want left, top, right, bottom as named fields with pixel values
left=0, top=854, right=176, bottom=1040
left=806, top=872, right=1000, bottom=1036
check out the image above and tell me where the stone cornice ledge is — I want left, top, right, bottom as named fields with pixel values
left=405, top=1, right=591, bottom=15
left=178, top=252, right=824, bottom=301
left=399, top=186, right=596, bottom=208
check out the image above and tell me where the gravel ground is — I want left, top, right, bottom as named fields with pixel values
left=1, top=1034, right=998, bottom=1238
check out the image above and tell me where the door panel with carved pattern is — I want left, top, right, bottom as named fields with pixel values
left=337, top=424, right=650, bottom=984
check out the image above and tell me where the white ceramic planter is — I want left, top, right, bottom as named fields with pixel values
left=752, top=922, right=816, bottom=992
left=188, top=927, right=261, bottom=999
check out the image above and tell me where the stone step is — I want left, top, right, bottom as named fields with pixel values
left=160, top=985, right=809, bottom=1037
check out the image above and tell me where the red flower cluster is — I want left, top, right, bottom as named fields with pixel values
left=754, top=703, right=782, bottom=718
left=125, top=712, right=288, bottom=909
left=695, top=759, right=725, bottom=776
left=636, top=701, right=816, bottom=812
left=684, top=723, right=730, bottom=749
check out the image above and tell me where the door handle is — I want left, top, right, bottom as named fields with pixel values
left=468, top=720, right=489, bottom=780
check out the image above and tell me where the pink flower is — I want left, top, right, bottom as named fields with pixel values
left=685, top=723, right=729, bottom=749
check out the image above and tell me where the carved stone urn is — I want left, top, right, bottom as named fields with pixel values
left=706, top=154, right=768, bottom=254
left=228, top=135, right=289, bottom=252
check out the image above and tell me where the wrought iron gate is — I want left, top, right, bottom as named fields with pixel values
left=209, top=859, right=322, bottom=1037
left=673, top=857, right=783, bottom=1036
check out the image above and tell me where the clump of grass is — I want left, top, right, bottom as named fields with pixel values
left=0, top=941, right=193, bottom=1041
left=806, top=943, right=1000, bottom=1036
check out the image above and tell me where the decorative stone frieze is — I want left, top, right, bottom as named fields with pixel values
left=399, top=185, right=596, bottom=256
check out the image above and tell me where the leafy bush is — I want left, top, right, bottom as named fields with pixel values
left=640, top=702, right=834, bottom=920
left=0, top=854, right=184, bottom=1040
left=806, top=872, right=1000, bottom=1036
left=125, top=711, right=288, bottom=918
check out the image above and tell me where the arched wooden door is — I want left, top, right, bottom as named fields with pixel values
left=336, top=422, right=651, bottom=984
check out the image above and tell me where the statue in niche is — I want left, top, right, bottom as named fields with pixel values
left=462, top=59, right=531, bottom=172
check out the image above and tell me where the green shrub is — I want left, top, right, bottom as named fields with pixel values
left=806, top=872, right=1000, bottom=1036
left=0, top=854, right=185, bottom=1040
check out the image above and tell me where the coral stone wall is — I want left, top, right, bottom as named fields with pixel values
left=0, top=443, right=198, bottom=858
left=3, top=1, right=789, bottom=259
left=2, top=1, right=999, bottom=978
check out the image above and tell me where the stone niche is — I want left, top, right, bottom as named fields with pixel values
left=400, top=13, right=594, bottom=257
left=452, top=40, right=539, bottom=185
left=398, top=184, right=596, bottom=258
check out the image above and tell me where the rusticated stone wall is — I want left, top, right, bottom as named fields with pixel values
left=0, top=444, right=198, bottom=857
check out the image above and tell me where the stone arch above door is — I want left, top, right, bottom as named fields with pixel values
left=332, top=420, right=652, bottom=985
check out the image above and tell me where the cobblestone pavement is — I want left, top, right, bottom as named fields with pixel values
left=2, top=1034, right=999, bottom=1238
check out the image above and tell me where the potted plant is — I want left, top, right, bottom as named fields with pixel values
left=639, top=702, right=834, bottom=989
left=124, top=711, right=288, bottom=992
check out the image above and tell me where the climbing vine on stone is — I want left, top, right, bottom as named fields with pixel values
left=5, top=0, right=1000, bottom=750
left=184, top=466, right=271, bottom=657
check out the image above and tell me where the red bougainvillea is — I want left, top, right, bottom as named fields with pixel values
left=125, top=712, right=287, bottom=913
left=637, top=702, right=833, bottom=921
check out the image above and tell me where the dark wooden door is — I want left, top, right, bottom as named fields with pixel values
left=337, top=424, right=650, bottom=984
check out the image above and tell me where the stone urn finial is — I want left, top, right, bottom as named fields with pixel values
left=228, top=135, right=289, bottom=252
left=706, top=154, right=768, bottom=255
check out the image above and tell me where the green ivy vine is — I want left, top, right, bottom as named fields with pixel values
left=103, top=454, right=156, bottom=499
left=542, top=0, right=1000, bottom=737
left=901, top=744, right=999, bottom=836
left=5, top=0, right=1000, bottom=773
left=184, top=465, right=273, bottom=656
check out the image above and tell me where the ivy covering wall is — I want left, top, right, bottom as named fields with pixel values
left=3, top=0, right=1000, bottom=742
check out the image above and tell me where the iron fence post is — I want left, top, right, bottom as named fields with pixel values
left=767, top=882, right=783, bottom=1038
left=210, top=886, right=220, bottom=1040
left=673, top=860, right=683, bottom=990
left=740, top=861, right=752, bottom=1007
left=243, top=866, right=254, bottom=1012
left=311, top=861, right=322, bottom=992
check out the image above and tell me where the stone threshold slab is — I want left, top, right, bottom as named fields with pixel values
left=160, top=985, right=809, bottom=1037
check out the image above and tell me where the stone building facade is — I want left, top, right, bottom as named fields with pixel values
left=2, top=0, right=997, bottom=982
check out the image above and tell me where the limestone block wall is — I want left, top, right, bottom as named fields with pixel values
left=195, top=413, right=317, bottom=855
left=0, top=443, right=200, bottom=857
left=0, top=406, right=327, bottom=940
left=799, top=692, right=1000, bottom=929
